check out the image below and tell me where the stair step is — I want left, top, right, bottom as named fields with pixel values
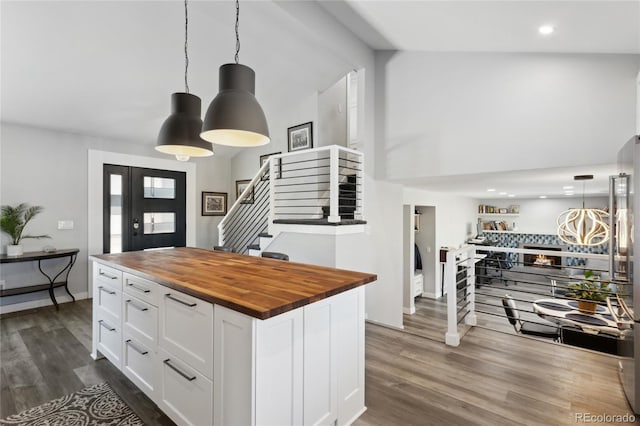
left=321, top=206, right=357, bottom=213
left=247, top=244, right=260, bottom=250
left=339, top=183, right=356, bottom=191
left=258, top=233, right=273, bottom=238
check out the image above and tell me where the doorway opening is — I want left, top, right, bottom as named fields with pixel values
left=103, top=165, right=186, bottom=253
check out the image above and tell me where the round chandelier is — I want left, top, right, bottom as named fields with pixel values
left=556, top=175, right=610, bottom=246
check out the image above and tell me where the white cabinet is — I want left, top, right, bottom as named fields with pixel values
left=159, top=290, right=214, bottom=379
left=95, top=313, right=122, bottom=367
left=123, top=272, right=160, bottom=306
left=157, top=348, right=213, bottom=426
left=122, top=333, right=157, bottom=399
left=123, top=296, right=158, bottom=350
left=413, top=273, right=424, bottom=297
left=92, top=262, right=123, bottom=367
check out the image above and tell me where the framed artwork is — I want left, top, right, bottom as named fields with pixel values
left=236, top=179, right=254, bottom=204
left=259, top=152, right=281, bottom=181
left=287, top=122, right=313, bottom=152
left=202, top=192, right=227, bottom=216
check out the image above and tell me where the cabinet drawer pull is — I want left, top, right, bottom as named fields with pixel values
left=99, top=270, right=118, bottom=280
left=127, top=282, right=151, bottom=293
left=125, top=299, right=149, bottom=311
left=125, top=339, right=149, bottom=355
left=163, top=359, right=196, bottom=381
left=98, top=286, right=116, bottom=295
left=166, top=293, right=197, bottom=307
left=98, top=320, right=116, bottom=332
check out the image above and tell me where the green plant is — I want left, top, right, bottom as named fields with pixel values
left=0, top=203, right=50, bottom=245
left=566, top=270, right=612, bottom=302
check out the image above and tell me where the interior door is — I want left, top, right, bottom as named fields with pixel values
left=104, top=165, right=186, bottom=253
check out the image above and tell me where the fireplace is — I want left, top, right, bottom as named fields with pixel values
left=522, top=245, right=563, bottom=268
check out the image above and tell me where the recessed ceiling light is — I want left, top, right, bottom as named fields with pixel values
left=539, top=25, right=555, bottom=35
left=563, top=185, right=574, bottom=190
left=487, top=188, right=496, bottom=192
left=565, top=192, right=575, bottom=196
left=499, top=192, right=507, bottom=196
left=539, top=195, right=547, bottom=199
left=508, top=194, right=516, bottom=198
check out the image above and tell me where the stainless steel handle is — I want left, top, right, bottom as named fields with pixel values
left=125, top=339, right=148, bottom=355
left=166, top=293, right=197, bottom=307
left=609, top=175, right=616, bottom=278
left=125, top=299, right=149, bottom=312
left=163, top=359, right=196, bottom=381
left=127, top=281, right=151, bottom=293
left=98, top=320, right=115, bottom=332
left=98, top=286, right=116, bottom=295
left=99, top=270, right=118, bottom=280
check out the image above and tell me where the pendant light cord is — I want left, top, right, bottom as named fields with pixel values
left=184, top=0, right=190, bottom=93
left=235, top=0, right=240, bottom=64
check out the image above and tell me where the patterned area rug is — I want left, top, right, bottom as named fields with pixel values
left=0, top=382, right=144, bottom=425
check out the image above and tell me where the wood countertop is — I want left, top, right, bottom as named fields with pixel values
left=90, top=247, right=376, bottom=320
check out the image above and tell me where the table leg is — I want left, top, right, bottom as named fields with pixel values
left=37, top=254, right=78, bottom=310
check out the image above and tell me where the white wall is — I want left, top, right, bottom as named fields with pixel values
left=0, top=123, right=228, bottom=309
left=318, top=76, right=347, bottom=148
left=415, top=206, right=436, bottom=297
left=403, top=188, right=478, bottom=298
left=377, top=52, right=639, bottom=181
left=478, top=196, right=609, bottom=235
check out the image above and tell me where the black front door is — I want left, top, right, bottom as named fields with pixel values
left=103, top=165, right=186, bottom=253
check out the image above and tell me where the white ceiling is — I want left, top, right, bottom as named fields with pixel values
left=398, top=163, right=619, bottom=199
left=1, top=1, right=638, bottom=198
left=329, top=0, right=640, bottom=53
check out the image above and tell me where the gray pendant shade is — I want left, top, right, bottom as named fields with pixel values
left=156, top=93, right=214, bottom=159
left=201, top=63, right=270, bottom=147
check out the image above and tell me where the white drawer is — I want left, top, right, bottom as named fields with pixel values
left=413, top=274, right=424, bottom=297
left=123, top=295, right=158, bottom=350
left=123, top=273, right=160, bottom=307
left=95, top=281, right=122, bottom=321
left=160, top=291, right=213, bottom=379
left=94, top=263, right=123, bottom=289
left=96, top=312, right=121, bottom=368
left=157, top=348, right=213, bottom=426
left=123, top=334, right=157, bottom=400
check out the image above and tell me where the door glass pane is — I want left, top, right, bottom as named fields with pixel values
left=143, top=212, right=176, bottom=234
left=143, top=176, right=175, bottom=199
left=110, top=174, right=123, bottom=253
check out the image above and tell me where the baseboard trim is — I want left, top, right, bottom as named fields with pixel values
left=365, top=318, right=404, bottom=331
left=402, top=306, right=416, bottom=315
left=421, top=291, right=437, bottom=299
left=0, top=292, right=88, bottom=315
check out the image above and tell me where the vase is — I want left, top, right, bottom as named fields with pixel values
left=577, top=300, right=597, bottom=314
left=6, top=244, right=23, bottom=256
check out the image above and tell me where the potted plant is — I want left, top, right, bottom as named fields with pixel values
left=0, top=203, right=50, bottom=256
left=565, top=270, right=612, bottom=313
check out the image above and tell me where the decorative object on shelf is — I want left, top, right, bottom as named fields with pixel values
left=202, top=192, right=227, bottom=216
left=201, top=0, right=269, bottom=147
left=0, top=203, right=50, bottom=256
left=287, top=122, right=313, bottom=152
left=509, top=205, right=520, bottom=214
left=565, top=270, right=612, bottom=313
left=557, top=175, right=610, bottom=246
left=156, top=0, right=213, bottom=161
left=259, top=152, right=281, bottom=181
left=235, top=179, right=254, bottom=204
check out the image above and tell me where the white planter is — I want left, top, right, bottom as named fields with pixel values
left=6, top=244, right=23, bottom=256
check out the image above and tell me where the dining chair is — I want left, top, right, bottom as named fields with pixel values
left=261, top=252, right=289, bottom=261
left=502, top=295, right=560, bottom=341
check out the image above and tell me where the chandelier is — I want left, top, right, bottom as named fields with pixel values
left=557, top=175, right=610, bottom=246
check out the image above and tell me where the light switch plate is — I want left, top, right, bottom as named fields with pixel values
left=57, top=220, right=74, bottom=230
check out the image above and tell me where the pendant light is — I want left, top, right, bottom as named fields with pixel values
left=156, top=0, right=213, bottom=161
left=557, top=175, right=610, bottom=246
left=200, top=0, right=270, bottom=147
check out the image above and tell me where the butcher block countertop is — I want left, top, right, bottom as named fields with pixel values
left=91, top=247, right=377, bottom=320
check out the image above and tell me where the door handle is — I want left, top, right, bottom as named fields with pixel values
left=166, top=293, right=197, bottom=307
left=98, top=286, right=116, bottom=295
left=98, top=320, right=116, bottom=332
left=133, top=218, right=139, bottom=236
left=125, top=299, right=149, bottom=311
left=125, top=339, right=149, bottom=355
left=99, top=271, right=118, bottom=280
left=127, top=281, right=151, bottom=293
left=164, top=359, right=196, bottom=381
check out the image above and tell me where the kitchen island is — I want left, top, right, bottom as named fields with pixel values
left=90, top=247, right=376, bottom=426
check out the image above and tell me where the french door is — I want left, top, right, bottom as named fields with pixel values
left=103, top=165, right=186, bottom=253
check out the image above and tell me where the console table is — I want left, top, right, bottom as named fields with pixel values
left=0, top=249, right=79, bottom=309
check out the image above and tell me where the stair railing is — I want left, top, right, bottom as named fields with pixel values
left=219, top=145, right=365, bottom=253
left=218, top=160, right=270, bottom=254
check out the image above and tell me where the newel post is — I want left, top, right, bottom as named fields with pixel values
left=328, top=146, right=340, bottom=223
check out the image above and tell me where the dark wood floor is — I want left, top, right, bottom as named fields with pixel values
left=1, top=299, right=635, bottom=425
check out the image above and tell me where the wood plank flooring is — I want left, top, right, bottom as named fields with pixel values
left=1, top=299, right=635, bottom=425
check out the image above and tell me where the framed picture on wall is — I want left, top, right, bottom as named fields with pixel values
left=287, top=122, right=313, bottom=152
left=235, top=179, right=254, bottom=204
left=259, top=152, right=281, bottom=181
left=201, top=192, right=227, bottom=216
